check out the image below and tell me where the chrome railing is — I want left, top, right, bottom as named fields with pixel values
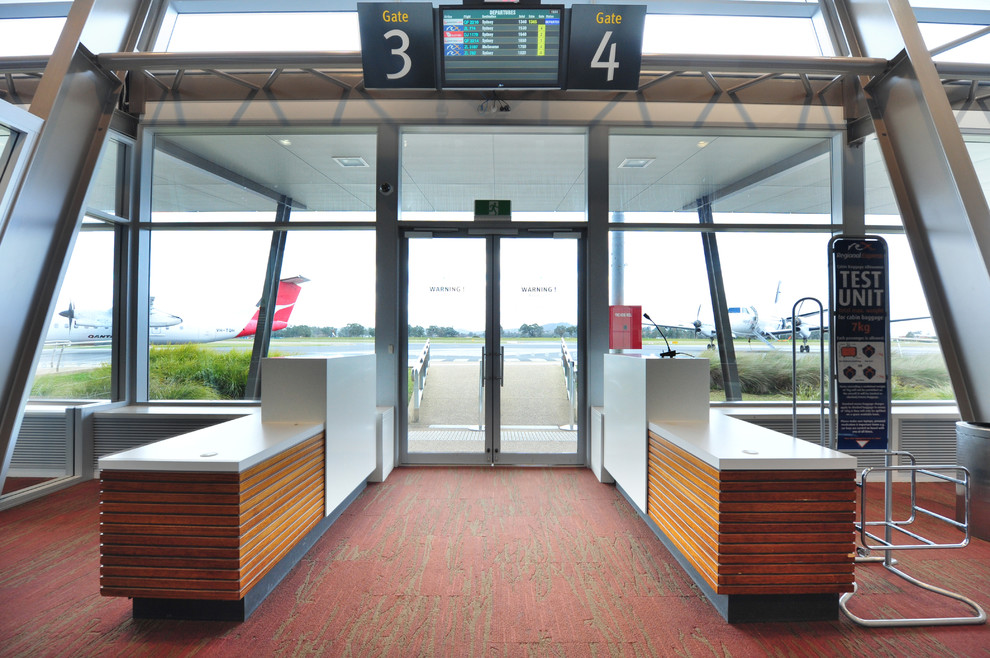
left=409, top=339, right=430, bottom=423
left=561, top=338, right=578, bottom=429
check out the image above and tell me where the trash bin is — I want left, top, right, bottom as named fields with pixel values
left=957, top=421, right=990, bottom=541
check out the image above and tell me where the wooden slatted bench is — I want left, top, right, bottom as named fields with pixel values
left=603, top=354, right=856, bottom=622
left=98, top=416, right=338, bottom=620
left=645, top=413, right=857, bottom=622
left=97, top=355, right=378, bottom=621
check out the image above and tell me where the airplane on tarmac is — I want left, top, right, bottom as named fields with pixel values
left=680, top=281, right=826, bottom=351
left=46, top=276, right=308, bottom=345
left=675, top=303, right=927, bottom=352
left=681, top=305, right=797, bottom=350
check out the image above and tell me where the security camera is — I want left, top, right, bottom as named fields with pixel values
left=379, top=182, right=393, bottom=195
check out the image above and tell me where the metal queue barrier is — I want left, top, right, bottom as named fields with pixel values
left=791, top=297, right=827, bottom=447
left=840, top=453, right=985, bottom=626
left=790, top=291, right=985, bottom=627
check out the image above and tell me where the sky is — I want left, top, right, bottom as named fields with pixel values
left=1, top=4, right=987, bottom=63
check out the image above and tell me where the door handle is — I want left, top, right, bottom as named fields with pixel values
left=498, top=347, right=504, bottom=387
left=481, top=346, right=486, bottom=387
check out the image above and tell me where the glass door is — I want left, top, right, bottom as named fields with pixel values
left=495, top=237, right=579, bottom=463
left=403, top=232, right=581, bottom=465
left=406, top=236, right=490, bottom=463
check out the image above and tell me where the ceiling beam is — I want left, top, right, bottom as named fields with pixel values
left=155, top=137, right=308, bottom=210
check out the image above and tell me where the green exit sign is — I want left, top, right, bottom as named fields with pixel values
left=474, top=199, right=511, bottom=221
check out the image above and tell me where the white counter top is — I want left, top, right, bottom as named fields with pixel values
left=649, top=410, right=856, bottom=471
left=95, top=404, right=257, bottom=418
left=98, top=414, right=324, bottom=473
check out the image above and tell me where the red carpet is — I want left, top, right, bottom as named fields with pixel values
left=1, top=467, right=988, bottom=656
left=1, top=477, right=52, bottom=495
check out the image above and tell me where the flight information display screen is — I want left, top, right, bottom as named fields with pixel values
left=440, top=6, right=564, bottom=88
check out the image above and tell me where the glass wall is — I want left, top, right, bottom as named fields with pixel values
left=0, top=125, right=10, bottom=163
left=609, top=133, right=832, bottom=224
left=84, top=139, right=123, bottom=216
left=31, top=225, right=116, bottom=400
left=862, top=134, right=953, bottom=400
left=278, top=231, right=376, bottom=347
left=643, top=13, right=831, bottom=56
left=147, top=229, right=272, bottom=400
left=30, top=138, right=128, bottom=401
left=400, top=129, right=586, bottom=222
left=610, top=130, right=954, bottom=403
left=0, top=17, right=64, bottom=56
left=158, top=12, right=360, bottom=52
left=0, top=124, right=13, bottom=202
left=965, top=138, right=990, bottom=201
left=148, top=131, right=377, bottom=400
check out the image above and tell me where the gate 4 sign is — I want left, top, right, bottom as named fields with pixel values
left=358, top=3, right=437, bottom=89
left=830, top=237, right=890, bottom=451
left=566, top=5, right=646, bottom=90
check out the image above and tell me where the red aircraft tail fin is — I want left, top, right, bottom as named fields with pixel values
left=236, top=276, right=308, bottom=337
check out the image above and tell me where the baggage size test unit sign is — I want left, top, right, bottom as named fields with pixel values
left=830, top=236, right=890, bottom=451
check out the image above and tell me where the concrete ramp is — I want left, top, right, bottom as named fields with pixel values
left=409, top=362, right=571, bottom=430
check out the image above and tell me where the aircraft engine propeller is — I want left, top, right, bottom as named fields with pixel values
left=59, top=302, right=76, bottom=328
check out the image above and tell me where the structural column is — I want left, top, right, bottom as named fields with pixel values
left=834, top=0, right=990, bottom=422
left=0, top=0, right=153, bottom=486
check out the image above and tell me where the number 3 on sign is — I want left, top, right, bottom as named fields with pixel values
left=384, top=29, right=411, bottom=80
left=590, top=31, right=618, bottom=81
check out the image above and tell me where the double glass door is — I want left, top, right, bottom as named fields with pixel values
left=404, top=232, right=581, bottom=465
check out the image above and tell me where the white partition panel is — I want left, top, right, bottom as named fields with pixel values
left=261, top=358, right=330, bottom=422
left=370, top=406, right=395, bottom=483
left=325, top=355, right=376, bottom=513
left=591, top=407, right=612, bottom=483
left=604, top=355, right=709, bottom=511
left=262, top=356, right=377, bottom=515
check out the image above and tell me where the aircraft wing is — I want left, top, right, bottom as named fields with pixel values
left=765, top=313, right=934, bottom=339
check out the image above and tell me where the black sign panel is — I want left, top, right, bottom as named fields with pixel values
left=565, top=5, right=645, bottom=90
left=831, top=236, right=890, bottom=451
left=358, top=3, right=437, bottom=89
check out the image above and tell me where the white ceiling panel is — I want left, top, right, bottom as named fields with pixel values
left=143, top=129, right=990, bottom=221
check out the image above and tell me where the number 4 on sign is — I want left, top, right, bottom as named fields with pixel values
left=591, top=31, right=618, bottom=81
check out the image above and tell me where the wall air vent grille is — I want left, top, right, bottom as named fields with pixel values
left=93, top=415, right=242, bottom=472
left=736, top=416, right=828, bottom=446
left=898, top=418, right=958, bottom=467
left=736, top=414, right=959, bottom=475
left=12, top=411, right=69, bottom=474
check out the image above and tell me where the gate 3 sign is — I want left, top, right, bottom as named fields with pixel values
left=831, top=237, right=890, bottom=451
